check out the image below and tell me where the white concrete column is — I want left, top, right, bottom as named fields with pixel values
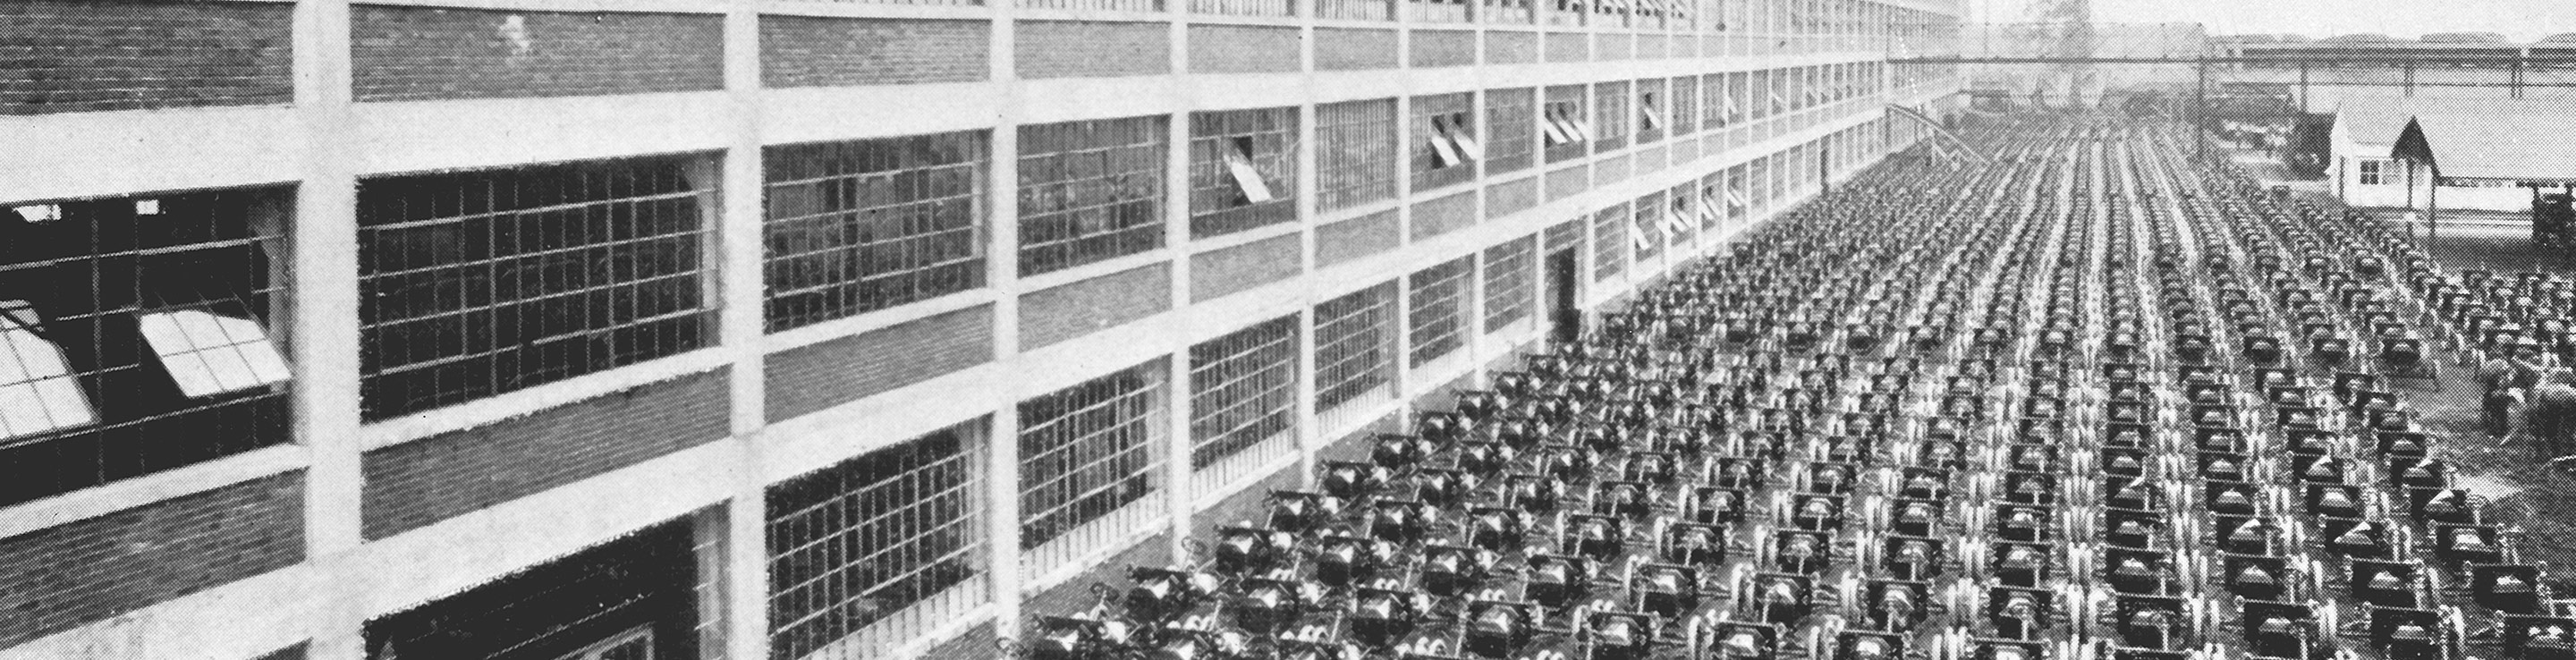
left=987, top=0, right=1027, bottom=637
left=293, top=0, right=368, bottom=654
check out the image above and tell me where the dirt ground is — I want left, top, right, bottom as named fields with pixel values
left=2339, top=210, right=2576, bottom=575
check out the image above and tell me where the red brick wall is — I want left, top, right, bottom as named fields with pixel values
left=1188, top=25, right=1301, bottom=74
left=1409, top=190, right=1477, bottom=241
left=1486, top=175, right=1539, bottom=217
left=1484, top=30, right=1538, bottom=64
left=1021, top=263, right=1173, bottom=350
left=1314, top=28, right=1399, bottom=71
left=1546, top=164, right=1589, bottom=200
left=0, top=0, right=292, bottom=115
left=350, top=6, right=724, bottom=102
left=765, top=305, right=996, bottom=423
left=761, top=17, right=990, bottom=88
left=1016, top=21, right=1172, bottom=80
left=0, top=472, right=305, bottom=647
left=1635, top=33, right=1665, bottom=58
left=1408, top=30, right=1476, bottom=68
left=1543, top=31, right=1589, bottom=62
left=360, top=369, right=732, bottom=539
left=1191, top=235, right=1303, bottom=303
left=1316, top=209, right=1401, bottom=267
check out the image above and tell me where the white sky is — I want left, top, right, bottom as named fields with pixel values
left=1965, top=0, right=2576, bottom=42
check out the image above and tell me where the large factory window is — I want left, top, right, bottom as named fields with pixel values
left=1019, top=360, right=1167, bottom=574
left=1631, top=191, right=1665, bottom=261
left=1315, top=282, right=1398, bottom=421
left=357, top=154, right=716, bottom=420
left=1634, top=80, right=1666, bottom=144
left=1189, top=107, right=1300, bottom=239
left=762, top=131, right=987, bottom=333
left=767, top=422, right=987, bottom=660
left=1592, top=80, right=1631, bottom=152
left=1485, top=88, right=1538, bottom=175
left=1018, top=115, right=1168, bottom=276
left=1668, top=75, right=1700, bottom=138
left=0, top=189, right=292, bottom=506
left=1482, top=235, right=1537, bottom=333
left=1317, top=99, right=1401, bottom=212
left=1412, top=92, right=1480, bottom=193
left=1542, top=85, right=1591, bottom=164
left=1591, top=203, right=1628, bottom=281
left=365, top=519, right=704, bottom=660
left=1407, top=256, right=1473, bottom=368
left=1188, top=316, right=1298, bottom=490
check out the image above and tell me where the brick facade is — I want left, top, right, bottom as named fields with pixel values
left=1021, top=263, right=1174, bottom=350
left=1408, top=30, right=1476, bottom=68
left=761, top=17, right=990, bottom=88
left=1410, top=190, right=1478, bottom=241
left=1598, top=32, right=1634, bottom=60
left=1486, top=176, right=1539, bottom=217
left=1546, top=164, right=1589, bottom=199
left=360, top=369, right=733, bottom=539
left=0, top=473, right=305, bottom=648
left=1543, top=31, right=1589, bottom=63
left=351, top=6, right=724, bottom=102
left=1016, top=21, right=1172, bottom=80
left=0, top=0, right=292, bottom=115
left=1316, top=209, right=1402, bottom=267
left=1484, top=30, right=1538, bottom=65
left=1314, top=29, right=1399, bottom=71
left=1188, top=25, right=1301, bottom=74
left=766, top=305, right=997, bottom=423
left=1191, top=235, right=1304, bottom=302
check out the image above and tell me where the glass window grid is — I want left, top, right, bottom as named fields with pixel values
left=1406, top=256, right=1472, bottom=368
left=761, top=132, right=987, bottom=334
left=1669, top=76, right=1700, bottom=137
left=1590, top=204, right=1627, bottom=281
left=1483, top=0, right=1531, bottom=23
left=1546, top=0, right=1583, bottom=26
left=1188, top=108, right=1300, bottom=240
left=1631, top=192, right=1665, bottom=261
left=1318, top=0, right=1394, bottom=20
left=356, top=155, right=716, bottom=421
left=1543, top=86, right=1588, bottom=164
left=1484, top=88, right=1538, bottom=175
left=1411, top=0, right=1470, bottom=21
left=1591, top=0, right=1627, bottom=28
left=766, top=423, right=986, bottom=660
left=1411, top=93, right=1478, bottom=193
left=1192, top=0, right=1293, bottom=16
left=1017, top=360, right=1167, bottom=552
left=1316, top=99, right=1401, bottom=213
left=0, top=189, right=292, bottom=506
left=1633, top=80, right=1665, bottom=145
left=1482, top=236, right=1536, bottom=333
left=1017, top=116, right=1168, bottom=276
left=1593, top=81, right=1631, bottom=152
left=1666, top=182, right=1699, bottom=241
left=1315, top=282, right=1397, bottom=411
left=1020, top=0, right=1160, bottom=10
left=1187, top=316, right=1298, bottom=470
left=778, top=0, right=980, bottom=5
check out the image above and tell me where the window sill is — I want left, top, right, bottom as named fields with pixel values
left=0, top=443, right=307, bottom=539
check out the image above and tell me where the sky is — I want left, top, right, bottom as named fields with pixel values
left=1964, top=0, right=2576, bottom=42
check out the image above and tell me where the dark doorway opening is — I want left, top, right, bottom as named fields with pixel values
left=1546, top=249, right=1580, bottom=343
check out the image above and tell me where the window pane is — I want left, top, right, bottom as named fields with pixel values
left=1017, top=116, right=1170, bottom=276
left=357, top=155, right=718, bottom=420
left=763, top=131, right=988, bottom=332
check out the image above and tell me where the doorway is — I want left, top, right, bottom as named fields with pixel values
left=1546, top=249, right=1580, bottom=343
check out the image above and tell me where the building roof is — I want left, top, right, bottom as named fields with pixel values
left=2375, top=100, right=2576, bottom=182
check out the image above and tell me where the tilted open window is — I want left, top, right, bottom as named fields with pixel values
left=0, top=189, right=293, bottom=506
